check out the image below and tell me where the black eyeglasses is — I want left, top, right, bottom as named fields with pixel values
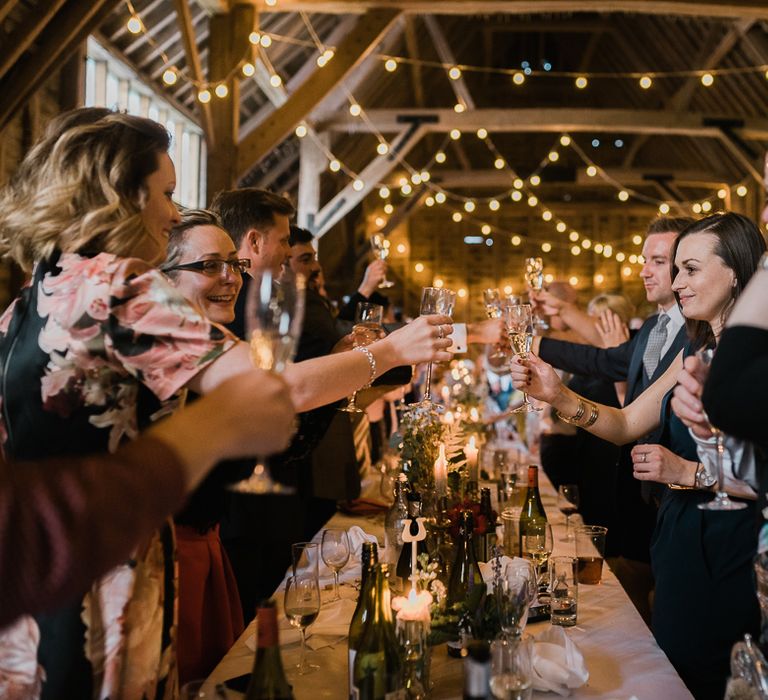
left=165, top=258, right=251, bottom=277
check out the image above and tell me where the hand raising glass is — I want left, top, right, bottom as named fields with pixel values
left=340, top=302, right=384, bottom=414
left=370, top=233, right=395, bottom=288
left=504, top=303, right=541, bottom=413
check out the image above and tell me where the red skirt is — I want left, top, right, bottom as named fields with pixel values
left=176, top=524, right=245, bottom=685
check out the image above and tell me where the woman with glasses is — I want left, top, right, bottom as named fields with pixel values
left=0, top=110, right=451, bottom=699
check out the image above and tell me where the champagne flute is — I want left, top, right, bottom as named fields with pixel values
left=522, top=520, right=553, bottom=596
left=496, top=561, right=537, bottom=640
left=557, top=484, right=581, bottom=541
left=340, top=302, right=384, bottom=414
left=695, top=348, right=747, bottom=512
left=483, top=288, right=502, bottom=319
left=504, top=303, right=542, bottom=413
left=284, top=574, right=321, bottom=674
left=525, top=257, right=548, bottom=332
left=371, top=233, right=395, bottom=288
left=229, top=269, right=305, bottom=494
left=321, top=528, right=351, bottom=601
left=410, top=286, right=456, bottom=410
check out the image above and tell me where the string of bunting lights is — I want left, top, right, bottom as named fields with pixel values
left=121, top=1, right=755, bottom=269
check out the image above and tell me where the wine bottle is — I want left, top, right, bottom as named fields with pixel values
left=447, top=510, right=485, bottom=614
left=518, top=465, right=547, bottom=552
left=477, top=487, right=498, bottom=563
left=463, top=640, right=491, bottom=700
left=245, top=600, right=295, bottom=700
left=384, top=474, right=409, bottom=567
left=348, top=542, right=379, bottom=699
left=396, top=492, right=428, bottom=589
left=352, top=564, right=404, bottom=700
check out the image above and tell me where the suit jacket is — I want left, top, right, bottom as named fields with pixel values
left=538, top=314, right=688, bottom=561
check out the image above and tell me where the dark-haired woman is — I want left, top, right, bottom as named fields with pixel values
left=510, top=213, right=766, bottom=699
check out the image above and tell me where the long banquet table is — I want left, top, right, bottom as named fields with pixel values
left=205, top=471, right=693, bottom=699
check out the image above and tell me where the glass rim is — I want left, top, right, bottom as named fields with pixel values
left=575, top=525, right=608, bottom=535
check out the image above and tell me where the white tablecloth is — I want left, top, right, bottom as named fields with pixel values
left=205, top=473, right=693, bottom=699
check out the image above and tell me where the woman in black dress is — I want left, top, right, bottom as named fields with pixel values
left=510, top=213, right=766, bottom=700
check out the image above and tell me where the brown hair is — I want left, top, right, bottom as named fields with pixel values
left=646, top=216, right=695, bottom=235
left=210, top=188, right=294, bottom=248
left=160, top=208, right=223, bottom=278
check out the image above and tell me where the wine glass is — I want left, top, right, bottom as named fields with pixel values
left=321, top=528, right=351, bottom=601
left=695, top=348, right=747, bottom=512
left=230, top=269, right=305, bottom=495
left=504, top=303, right=541, bottom=414
left=490, top=635, right=533, bottom=700
left=410, top=286, right=456, bottom=410
left=340, top=302, right=384, bottom=414
left=284, top=574, right=321, bottom=674
left=371, top=233, right=395, bottom=288
left=496, top=561, right=537, bottom=640
left=557, top=484, right=581, bottom=541
left=522, top=520, right=553, bottom=596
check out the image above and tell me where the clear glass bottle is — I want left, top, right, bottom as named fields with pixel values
left=518, top=465, right=547, bottom=552
left=384, top=474, right=409, bottom=568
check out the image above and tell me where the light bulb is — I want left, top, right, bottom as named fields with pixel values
left=736, top=185, right=748, bottom=197
left=464, top=200, right=475, bottom=212
left=513, top=178, right=524, bottom=189
left=512, top=72, right=525, bottom=85
left=420, top=171, right=430, bottom=182
left=632, top=234, right=642, bottom=245
left=639, top=75, right=652, bottom=89
left=488, top=199, right=500, bottom=211
left=376, top=143, right=388, bottom=155
left=454, top=103, right=465, bottom=113
left=294, top=124, right=307, bottom=138
left=701, top=201, right=712, bottom=212
left=529, top=174, right=541, bottom=186
left=560, top=135, right=571, bottom=146
left=569, top=276, right=579, bottom=286
left=329, top=159, right=341, bottom=172
left=618, top=190, right=629, bottom=201
left=353, top=179, right=365, bottom=191
left=242, top=62, right=255, bottom=77
left=127, top=16, right=142, bottom=34
left=569, top=231, right=579, bottom=242
left=586, top=165, right=597, bottom=177
left=481, top=224, right=492, bottom=235
left=215, top=84, right=228, bottom=98
left=511, top=235, right=522, bottom=246
left=616, top=252, right=626, bottom=262
left=415, top=262, right=424, bottom=272
left=542, top=242, right=552, bottom=252
left=198, top=89, right=211, bottom=103
left=622, top=265, right=633, bottom=277
left=435, top=151, right=446, bottom=164
left=494, top=158, right=505, bottom=170
left=450, top=129, right=461, bottom=140
left=571, top=245, right=581, bottom=255
left=548, top=151, right=559, bottom=162
left=659, top=202, right=670, bottom=214
left=249, top=32, right=260, bottom=45
left=717, top=188, right=727, bottom=199
left=260, top=35, right=272, bottom=48
left=692, top=202, right=702, bottom=213
left=378, top=186, right=390, bottom=198
left=384, top=203, right=394, bottom=214
left=701, top=72, right=714, bottom=87
left=401, top=183, right=413, bottom=195
left=542, top=210, right=552, bottom=221
left=435, top=192, right=447, bottom=204
left=384, top=58, right=397, bottom=72
left=449, top=66, right=461, bottom=80
left=476, top=128, right=488, bottom=139
left=349, top=103, right=361, bottom=116
left=410, top=172, right=422, bottom=184
left=629, top=254, right=638, bottom=264
left=582, top=239, right=592, bottom=249
left=575, top=76, right=588, bottom=89
left=511, top=190, right=522, bottom=202
left=452, top=212, right=462, bottom=223
left=556, top=222, right=567, bottom=233
left=527, top=195, right=538, bottom=207
left=594, top=243, right=603, bottom=254
left=162, top=69, right=177, bottom=85
left=594, top=273, right=605, bottom=285
left=269, top=74, right=282, bottom=87
left=458, top=288, right=468, bottom=298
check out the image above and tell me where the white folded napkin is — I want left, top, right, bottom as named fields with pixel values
left=246, top=598, right=358, bottom=652
left=317, top=526, right=378, bottom=584
left=477, top=556, right=532, bottom=594
left=532, top=626, right=589, bottom=695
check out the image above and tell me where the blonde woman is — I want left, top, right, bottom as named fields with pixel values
left=0, top=110, right=451, bottom=699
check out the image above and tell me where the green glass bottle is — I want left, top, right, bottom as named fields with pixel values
left=447, top=510, right=485, bottom=614
left=348, top=542, right=379, bottom=699
left=244, top=600, right=295, bottom=700
left=518, top=465, right=547, bottom=551
left=352, top=563, right=404, bottom=700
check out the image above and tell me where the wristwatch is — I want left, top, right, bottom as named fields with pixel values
left=694, top=462, right=718, bottom=490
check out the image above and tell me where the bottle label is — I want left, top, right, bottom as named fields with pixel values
left=464, top=658, right=491, bottom=696
left=348, top=649, right=356, bottom=699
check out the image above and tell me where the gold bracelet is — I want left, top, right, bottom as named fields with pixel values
left=555, top=399, right=585, bottom=425
left=353, top=345, right=377, bottom=389
left=583, top=401, right=599, bottom=427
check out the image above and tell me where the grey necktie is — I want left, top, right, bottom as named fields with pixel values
left=642, top=314, right=670, bottom=380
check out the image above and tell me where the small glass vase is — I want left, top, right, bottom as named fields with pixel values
left=398, top=619, right=431, bottom=697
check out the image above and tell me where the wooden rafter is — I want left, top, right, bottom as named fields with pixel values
left=172, top=0, right=213, bottom=142
left=424, top=15, right=475, bottom=110
left=0, top=0, right=122, bottom=133
left=318, top=108, right=768, bottom=140
left=0, top=0, right=20, bottom=25
left=237, top=7, right=402, bottom=176
left=249, top=0, right=768, bottom=19
left=0, top=0, right=68, bottom=80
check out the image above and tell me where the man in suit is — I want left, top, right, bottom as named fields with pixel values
left=531, top=216, right=693, bottom=623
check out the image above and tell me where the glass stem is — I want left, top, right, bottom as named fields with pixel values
left=423, top=362, right=433, bottom=402
left=334, top=570, right=340, bottom=599
left=348, top=391, right=357, bottom=411
left=565, top=514, right=570, bottom=539
left=299, top=628, right=307, bottom=669
left=715, top=431, right=727, bottom=500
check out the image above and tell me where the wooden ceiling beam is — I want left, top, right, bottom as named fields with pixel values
left=423, top=15, right=475, bottom=109
left=172, top=0, right=213, bottom=142
left=249, top=0, right=768, bottom=19
left=0, top=0, right=20, bottom=25
left=0, top=0, right=68, bottom=81
left=237, top=7, right=401, bottom=176
left=0, top=0, right=121, bottom=133
left=318, top=108, right=768, bottom=140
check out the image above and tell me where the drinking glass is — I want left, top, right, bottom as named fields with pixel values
left=557, top=484, right=580, bottom=541
left=285, top=574, right=321, bottom=674
left=525, top=257, right=548, bottom=332
left=484, top=288, right=512, bottom=375
left=695, top=348, right=747, bottom=512
left=292, top=541, right=320, bottom=579
left=503, top=303, right=541, bottom=413
left=410, top=286, right=456, bottom=410
left=230, top=269, right=305, bottom=495
left=521, top=520, right=553, bottom=594
left=370, top=233, right=395, bottom=288
left=321, top=528, right=350, bottom=601
left=483, top=288, right=502, bottom=319
left=575, top=525, right=607, bottom=584
left=549, top=556, right=578, bottom=627
left=490, top=636, right=533, bottom=700
left=340, top=302, right=384, bottom=414
left=496, top=561, right=537, bottom=640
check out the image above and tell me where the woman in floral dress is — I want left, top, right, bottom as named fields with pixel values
left=0, top=110, right=452, bottom=699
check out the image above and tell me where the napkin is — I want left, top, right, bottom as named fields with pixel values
left=246, top=598, right=358, bottom=652
left=532, top=626, right=589, bottom=695
left=318, top=526, right=378, bottom=584
left=477, top=556, right=532, bottom=594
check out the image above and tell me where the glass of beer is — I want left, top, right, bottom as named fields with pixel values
left=575, top=525, right=608, bottom=584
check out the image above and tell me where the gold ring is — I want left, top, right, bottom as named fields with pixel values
left=642, top=453, right=647, bottom=463
left=437, top=325, right=444, bottom=339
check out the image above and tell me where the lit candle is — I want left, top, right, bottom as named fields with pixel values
left=444, top=410, right=454, bottom=426
left=464, top=435, right=479, bottom=471
left=392, top=587, right=433, bottom=622
left=469, top=407, right=480, bottom=423
left=441, top=385, right=450, bottom=402
left=434, top=443, right=448, bottom=498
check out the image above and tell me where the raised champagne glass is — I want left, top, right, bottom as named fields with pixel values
left=229, top=269, right=305, bottom=495
left=504, top=303, right=542, bottom=413
left=410, top=286, right=456, bottom=411
left=371, top=233, right=395, bottom=288
left=525, top=257, right=548, bottom=331
left=340, top=302, right=384, bottom=414
left=696, top=348, right=747, bottom=511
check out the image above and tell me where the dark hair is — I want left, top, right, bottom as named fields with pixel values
left=671, top=212, right=766, bottom=349
left=646, top=216, right=695, bottom=235
left=160, top=209, right=223, bottom=277
left=289, top=225, right=314, bottom=246
left=210, top=188, right=294, bottom=248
